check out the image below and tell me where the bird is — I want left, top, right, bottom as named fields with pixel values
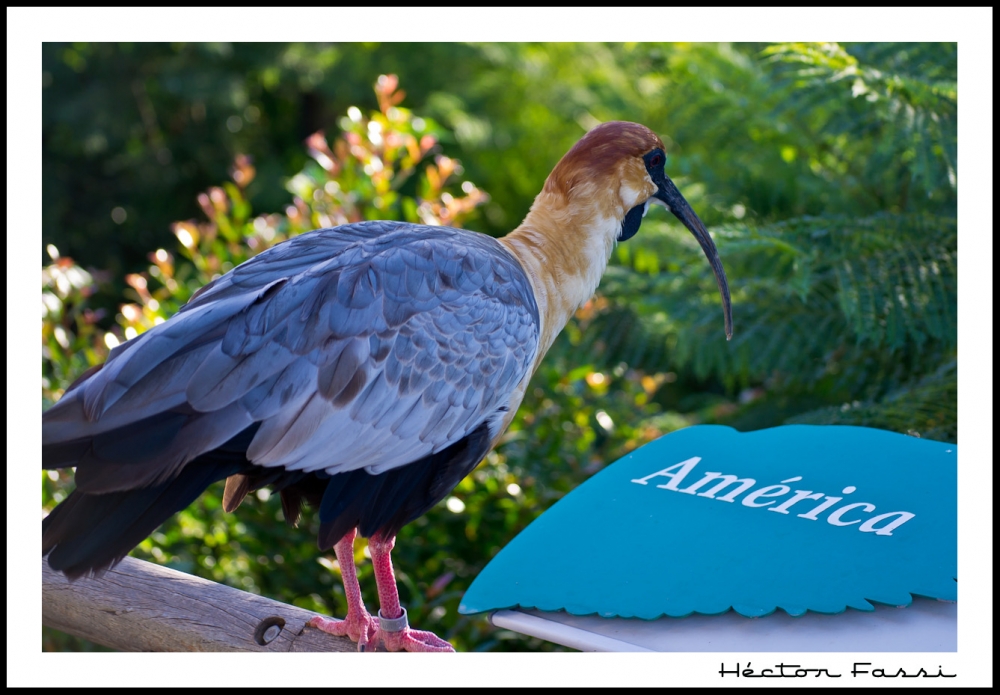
left=42, top=121, right=732, bottom=652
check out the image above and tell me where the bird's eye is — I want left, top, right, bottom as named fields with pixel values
left=649, top=153, right=664, bottom=168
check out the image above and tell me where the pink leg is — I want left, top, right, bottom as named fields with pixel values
left=307, top=528, right=377, bottom=650
left=368, top=533, right=455, bottom=652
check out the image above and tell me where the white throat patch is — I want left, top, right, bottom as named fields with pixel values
left=647, top=196, right=671, bottom=215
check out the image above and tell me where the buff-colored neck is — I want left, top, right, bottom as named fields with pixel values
left=498, top=185, right=621, bottom=374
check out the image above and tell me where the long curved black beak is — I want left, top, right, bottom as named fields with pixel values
left=655, top=176, right=733, bottom=340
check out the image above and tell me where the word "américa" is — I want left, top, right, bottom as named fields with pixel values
left=631, top=457, right=914, bottom=536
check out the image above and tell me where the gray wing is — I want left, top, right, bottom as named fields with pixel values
left=43, top=221, right=539, bottom=487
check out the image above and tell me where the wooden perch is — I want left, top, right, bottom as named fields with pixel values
left=42, top=555, right=356, bottom=652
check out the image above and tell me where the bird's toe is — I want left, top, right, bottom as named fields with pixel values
left=308, top=611, right=376, bottom=645
left=374, top=625, right=455, bottom=653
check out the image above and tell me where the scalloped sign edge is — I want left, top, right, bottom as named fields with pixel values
left=460, top=425, right=956, bottom=619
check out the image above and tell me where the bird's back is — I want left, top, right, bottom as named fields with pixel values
left=43, top=220, right=540, bottom=577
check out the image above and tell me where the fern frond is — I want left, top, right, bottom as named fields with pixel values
left=787, top=358, right=956, bottom=443
left=587, top=212, right=956, bottom=397
left=762, top=42, right=956, bottom=207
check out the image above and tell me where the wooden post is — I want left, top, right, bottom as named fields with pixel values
left=42, top=555, right=357, bottom=652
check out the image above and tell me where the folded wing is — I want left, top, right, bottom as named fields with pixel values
left=43, top=221, right=539, bottom=494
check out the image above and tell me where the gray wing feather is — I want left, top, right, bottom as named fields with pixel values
left=45, top=221, right=539, bottom=481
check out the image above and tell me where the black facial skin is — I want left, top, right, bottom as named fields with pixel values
left=618, top=203, right=645, bottom=242
left=617, top=148, right=668, bottom=242
left=618, top=147, right=734, bottom=340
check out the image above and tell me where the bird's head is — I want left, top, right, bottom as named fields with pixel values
left=540, top=121, right=733, bottom=340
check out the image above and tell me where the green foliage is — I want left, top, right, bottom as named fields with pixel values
left=42, top=43, right=957, bottom=652
left=42, top=251, right=109, bottom=408
left=580, top=42, right=956, bottom=442
left=763, top=42, right=956, bottom=212
left=787, top=359, right=956, bottom=443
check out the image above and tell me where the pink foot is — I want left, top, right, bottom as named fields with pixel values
left=308, top=609, right=377, bottom=648
left=372, top=625, right=455, bottom=652
left=368, top=608, right=455, bottom=652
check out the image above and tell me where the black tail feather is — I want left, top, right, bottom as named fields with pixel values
left=43, top=458, right=246, bottom=579
left=43, top=425, right=261, bottom=580
left=42, top=438, right=92, bottom=470
left=42, top=419, right=491, bottom=577
left=317, top=422, right=491, bottom=546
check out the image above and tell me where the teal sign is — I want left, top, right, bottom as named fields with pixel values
left=460, top=425, right=956, bottom=618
